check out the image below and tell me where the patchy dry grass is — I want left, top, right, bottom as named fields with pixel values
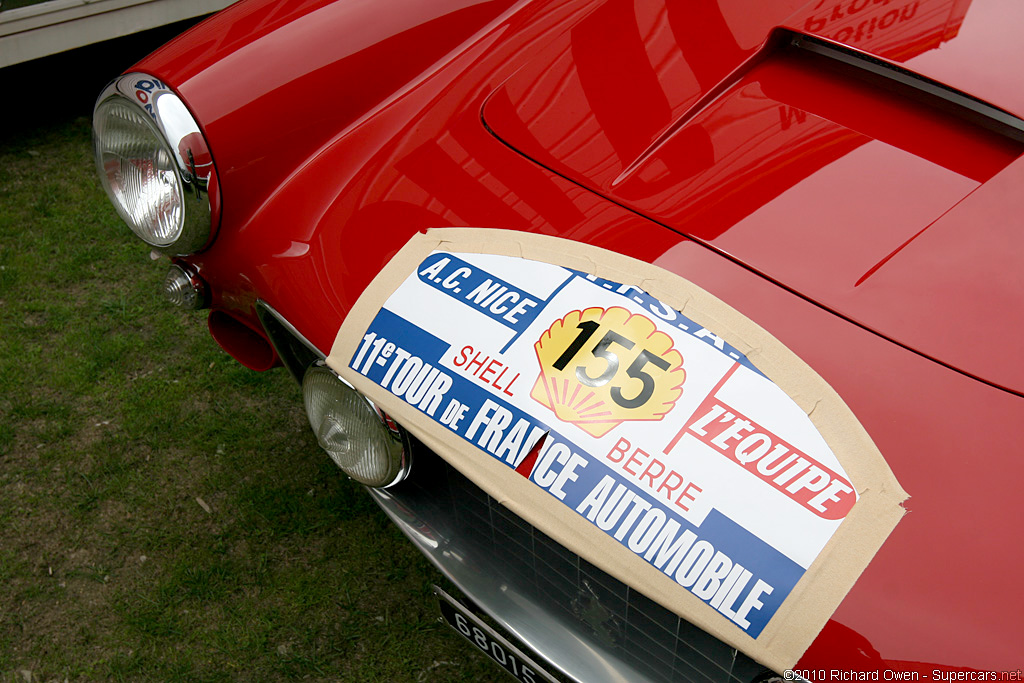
left=0, top=40, right=499, bottom=683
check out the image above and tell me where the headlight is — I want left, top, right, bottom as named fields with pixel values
left=303, top=363, right=411, bottom=488
left=93, top=73, right=217, bottom=255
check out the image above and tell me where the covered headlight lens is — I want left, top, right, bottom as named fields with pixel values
left=93, top=73, right=217, bottom=255
left=94, top=98, right=183, bottom=246
left=302, top=363, right=410, bottom=488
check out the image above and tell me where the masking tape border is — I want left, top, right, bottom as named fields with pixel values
left=326, top=228, right=909, bottom=671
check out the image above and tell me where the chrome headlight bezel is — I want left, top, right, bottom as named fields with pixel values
left=93, top=72, right=218, bottom=255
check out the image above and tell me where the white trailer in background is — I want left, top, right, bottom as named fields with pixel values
left=0, top=0, right=237, bottom=68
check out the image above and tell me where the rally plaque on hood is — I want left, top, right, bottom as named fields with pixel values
left=328, top=228, right=907, bottom=671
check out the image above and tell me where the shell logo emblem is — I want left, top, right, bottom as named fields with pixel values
left=531, top=307, right=686, bottom=438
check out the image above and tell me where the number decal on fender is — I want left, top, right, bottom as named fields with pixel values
left=531, top=307, right=686, bottom=438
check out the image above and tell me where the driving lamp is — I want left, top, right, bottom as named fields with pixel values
left=302, top=363, right=410, bottom=488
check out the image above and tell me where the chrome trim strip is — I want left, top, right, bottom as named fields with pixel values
left=790, top=34, right=1024, bottom=142
left=255, top=300, right=325, bottom=382
left=255, top=300, right=325, bottom=357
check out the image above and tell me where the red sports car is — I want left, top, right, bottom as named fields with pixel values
left=92, top=0, right=1024, bottom=680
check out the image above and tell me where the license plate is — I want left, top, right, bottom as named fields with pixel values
left=434, top=586, right=560, bottom=683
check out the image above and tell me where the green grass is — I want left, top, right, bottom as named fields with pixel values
left=0, top=68, right=500, bottom=683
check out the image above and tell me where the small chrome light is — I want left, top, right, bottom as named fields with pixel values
left=162, top=263, right=207, bottom=309
left=302, top=363, right=410, bottom=488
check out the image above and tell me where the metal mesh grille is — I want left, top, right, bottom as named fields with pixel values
left=433, top=460, right=772, bottom=683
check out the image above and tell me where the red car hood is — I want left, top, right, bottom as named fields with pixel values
left=483, top=0, right=1024, bottom=395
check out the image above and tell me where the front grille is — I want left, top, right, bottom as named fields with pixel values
left=411, top=455, right=772, bottom=683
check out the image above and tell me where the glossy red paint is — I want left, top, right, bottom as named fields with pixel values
left=788, top=0, right=971, bottom=64
left=207, top=309, right=277, bottom=371
left=482, top=0, right=1024, bottom=394
left=129, top=0, right=1024, bottom=673
left=655, top=235, right=1024, bottom=671
left=138, top=0, right=601, bottom=351
left=140, top=0, right=524, bottom=239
